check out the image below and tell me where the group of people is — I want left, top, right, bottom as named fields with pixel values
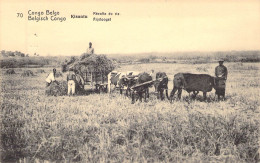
left=45, top=68, right=85, bottom=95
left=45, top=42, right=94, bottom=95
left=45, top=42, right=228, bottom=99
left=149, top=59, right=228, bottom=100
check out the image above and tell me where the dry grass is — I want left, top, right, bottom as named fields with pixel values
left=1, top=63, right=259, bottom=162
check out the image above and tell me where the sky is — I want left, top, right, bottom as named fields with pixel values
left=0, top=0, right=259, bottom=56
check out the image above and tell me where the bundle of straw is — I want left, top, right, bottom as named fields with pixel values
left=45, top=81, right=67, bottom=96
left=21, top=70, right=34, bottom=77
left=63, top=53, right=117, bottom=76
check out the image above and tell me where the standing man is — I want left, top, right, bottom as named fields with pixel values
left=75, top=70, right=85, bottom=94
left=215, top=59, right=228, bottom=100
left=46, top=68, right=58, bottom=87
left=67, top=68, right=76, bottom=96
left=86, top=42, right=94, bottom=54
left=150, top=69, right=157, bottom=92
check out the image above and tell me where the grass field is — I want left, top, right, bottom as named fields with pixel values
left=1, top=62, right=259, bottom=162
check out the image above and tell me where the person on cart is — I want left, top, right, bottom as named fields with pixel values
left=86, top=42, right=94, bottom=54
left=80, top=42, right=95, bottom=60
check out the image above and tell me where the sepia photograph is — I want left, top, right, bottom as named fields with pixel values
left=0, top=0, right=259, bottom=162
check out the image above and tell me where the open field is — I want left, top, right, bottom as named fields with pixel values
left=1, top=62, right=260, bottom=162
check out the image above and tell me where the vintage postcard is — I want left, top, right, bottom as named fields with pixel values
left=0, top=0, right=259, bottom=162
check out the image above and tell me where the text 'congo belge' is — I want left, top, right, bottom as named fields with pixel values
left=28, top=10, right=66, bottom=22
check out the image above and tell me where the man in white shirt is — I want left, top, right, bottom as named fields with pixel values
left=86, top=42, right=94, bottom=54
left=46, top=68, right=57, bottom=87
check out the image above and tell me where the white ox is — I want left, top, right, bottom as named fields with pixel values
left=107, top=71, right=140, bottom=93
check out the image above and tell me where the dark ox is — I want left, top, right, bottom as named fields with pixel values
left=131, top=72, right=152, bottom=104
left=119, top=76, right=138, bottom=97
left=153, top=72, right=169, bottom=100
left=170, top=73, right=216, bottom=101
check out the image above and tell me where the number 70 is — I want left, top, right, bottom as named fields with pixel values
left=17, top=13, right=23, bottom=17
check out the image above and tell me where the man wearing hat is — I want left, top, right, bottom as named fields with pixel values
left=215, top=59, right=228, bottom=100
left=67, top=68, right=76, bottom=95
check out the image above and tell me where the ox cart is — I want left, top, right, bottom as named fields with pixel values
left=63, top=54, right=116, bottom=94
left=82, top=70, right=108, bottom=93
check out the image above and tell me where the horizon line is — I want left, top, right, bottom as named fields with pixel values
left=1, top=49, right=260, bottom=57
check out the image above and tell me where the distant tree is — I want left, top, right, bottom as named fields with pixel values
left=14, top=51, right=19, bottom=56
left=149, top=55, right=157, bottom=60
left=1, top=50, right=8, bottom=57
left=139, top=58, right=150, bottom=63
left=162, top=57, right=167, bottom=61
left=7, top=51, right=15, bottom=57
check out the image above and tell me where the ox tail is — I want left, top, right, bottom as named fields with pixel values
left=212, top=77, right=217, bottom=90
left=180, top=74, right=187, bottom=89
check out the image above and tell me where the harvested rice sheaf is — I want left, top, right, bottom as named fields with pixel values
left=55, top=71, right=63, bottom=77
left=21, top=70, right=34, bottom=77
left=45, top=80, right=67, bottom=96
left=37, top=69, right=45, bottom=73
left=5, top=69, right=15, bottom=74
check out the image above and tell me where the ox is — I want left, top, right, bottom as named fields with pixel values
left=119, top=76, right=138, bottom=97
left=107, top=71, right=140, bottom=94
left=170, top=73, right=216, bottom=101
left=154, top=72, right=169, bottom=100
left=131, top=72, right=153, bottom=104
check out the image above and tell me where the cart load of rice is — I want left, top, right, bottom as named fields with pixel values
left=62, top=53, right=117, bottom=90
